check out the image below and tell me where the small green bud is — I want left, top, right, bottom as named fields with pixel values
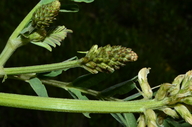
left=155, top=83, right=172, bottom=101
left=161, top=107, right=179, bottom=119
left=80, top=45, right=138, bottom=74
left=138, top=68, right=153, bottom=99
left=174, top=104, right=192, bottom=125
left=144, top=109, right=158, bottom=127
left=32, top=0, right=61, bottom=29
left=29, top=29, right=47, bottom=42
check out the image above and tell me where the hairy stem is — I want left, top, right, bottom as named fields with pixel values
left=2, top=60, right=81, bottom=76
left=0, top=92, right=165, bottom=113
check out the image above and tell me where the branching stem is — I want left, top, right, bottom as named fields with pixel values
left=0, top=2, right=41, bottom=66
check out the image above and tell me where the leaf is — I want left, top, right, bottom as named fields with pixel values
left=164, top=119, right=182, bottom=127
left=68, top=88, right=91, bottom=118
left=123, top=113, right=137, bottom=127
left=71, top=0, right=94, bottom=3
left=31, top=41, right=52, bottom=51
left=60, top=4, right=79, bottom=12
left=72, top=73, right=109, bottom=88
left=100, top=76, right=137, bottom=97
left=111, top=113, right=136, bottom=127
left=42, top=70, right=63, bottom=77
left=30, top=26, right=72, bottom=51
left=181, top=122, right=192, bottom=127
left=40, top=0, right=55, bottom=5
left=123, top=93, right=142, bottom=101
left=27, top=78, right=48, bottom=97
left=111, top=113, right=127, bottom=126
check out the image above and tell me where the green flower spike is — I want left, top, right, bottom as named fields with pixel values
left=32, top=0, right=61, bottom=29
left=79, top=45, right=138, bottom=74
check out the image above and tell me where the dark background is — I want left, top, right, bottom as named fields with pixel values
left=0, top=0, right=192, bottom=126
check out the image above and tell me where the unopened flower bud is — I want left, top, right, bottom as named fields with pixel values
left=161, top=107, right=179, bottom=119
left=174, top=104, right=192, bottom=125
left=137, top=114, right=146, bottom=127
left=29, top=29, right=47, bottom=42
left=32, top=0, right=61, bottom=29
left=138, top=68, right=153, bottom=99
left=180, top=97, right=192, bottom=105
left=155, top=83, right=172, bottom=100
left=169, top=74, right=184, bottom=96
left=181, top=70, right=192, bottom=90
left=144, top=109, right=158, bottom=127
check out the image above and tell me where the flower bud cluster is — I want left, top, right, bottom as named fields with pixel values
left=80, top=45, right=138, bottom=74
left=32, top=0, right=61, bottom=29
left=136, top=68, right=192, bottom=126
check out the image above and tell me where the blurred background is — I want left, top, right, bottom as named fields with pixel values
left=0, top=0, right=192, bottom=126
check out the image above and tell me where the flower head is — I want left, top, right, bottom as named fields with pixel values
left=80, top=45, right=138, bottom=74
left=32, top=0, right=61, bottom=29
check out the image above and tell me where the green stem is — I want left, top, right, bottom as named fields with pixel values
left=2, top=60, right=81, bottom=76
left=0, top=3, right=40, bottom=66
left=9, top=2, right=40, bottom=40
left=0, top=92, right=165, bottom=113
left=0, top=40, right=19, bottom=66
left=41, top=79, right=119, bottom=101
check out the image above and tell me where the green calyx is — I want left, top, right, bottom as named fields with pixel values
left=32, top=0, right=61, bottom=29
left=28, top=29, right=47, bottom=42
left=80, top=45, right=138, bottom=74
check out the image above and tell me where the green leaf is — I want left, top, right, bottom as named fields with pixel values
left=40, top=0, right=54, bottom=5
left=27, top=78, right=48, bottom=97
left=68, top=88, right=90, bottom=118
left=100, top=76, right=137, bottom=97
left=123, top=93, right=142, bottom=101
left=181, top=122, right=192, bottom=127
left=30, top=26, right=72, bottom=51
left=72, top=73, right=109, bottom=88
left=111, top=113, right=127, bottom=126
left=111, top=113, right=136, bottom=127
left=71, top=0, right=94, bottom=3
left=123, top=113, right=137, bottom=127
left=42, top=70, right=63, bottom=77
left=164, top=119, right=182, bottom=127
left=60, top=4, right=79, bottom=12
left=31, top=41, right=52, bottom=51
